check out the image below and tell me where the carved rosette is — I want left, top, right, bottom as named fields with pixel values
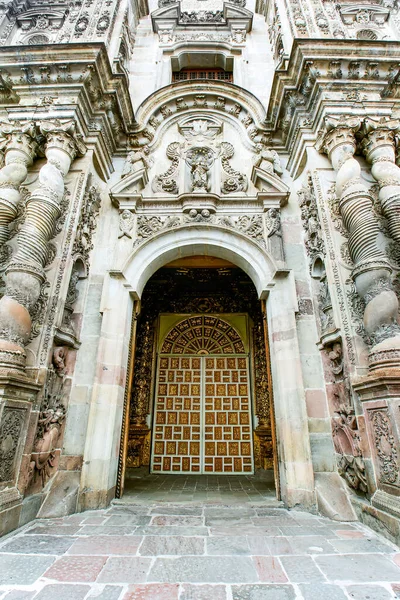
left=317, top=115, right=400, bottom=363
left=0, top=120, right=86, bottom=375
left=0, top=121, right=37, bottom=248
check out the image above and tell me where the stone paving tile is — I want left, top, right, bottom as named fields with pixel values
left=135, top=526, right=208, bottom=537
left=105, top=516, right=151, bottom=527
left=150, top=516, right=203, bottom=527
left=86, top=585, right=123, bottom=599
left=108, top=507, right=151, bottom=515
left=97, top=557, right=153, bottom=583
left=315, top=553, right=400, bottom=582
left=149, top=507, right=203, bottom=516
left=279, top=526, right=337, bottom=537
left=209, top=526, right=281, bottom=537
left=231, top=584, right=297, bottom=599
left=149, top=556, right=258, bottom=583
left=139, top=535, right=204, bottom=556
left=25, top=525, right=81, bottom=536
left=0, top=535, right=75, bottom=555
left=335, top=530, right=365, bottom=539
left=33, top=584, right=91, bottom=599
left=82, top=517, right=109, bottom=525
left=298, top=583, right=348, bottom=599
left=122, top=584, right=180, bottom=599
left=279, top=555, right=326, bottom=583
left=392, top=583, right=400, bottom=598
left=280, top=535, right=337, bottom=555
left=76, top=526, right=136, bottom=536
left=42, top=555, right=108, bottom=582
left=0, top=555, right=55, bottom=585
left=345, top=584, right=395, bottom=599
left=178, top=584, right=228, bottom=599
left=2, top=591, right=36, bottom=600
left=68, top=535, right=143, bottom=555
left=205, top=517, right=255, bottom=527
left=206, top=536, right=251, bottom=555
left=328, top=538, right=394, bottom=553
left=252, top=556, right=287, bottom=582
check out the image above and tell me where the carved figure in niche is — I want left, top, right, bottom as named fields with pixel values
left=265, top=208, right=284, bottom=261
left=121, top=145, right=152, bottom=178
left=53, top=346, right=68, bottom=376
left=118, top=209, right=135, bottom=239
left=186, top=147, right=214, bottom=192
left=254, top=144, right=283, bottom=177
left=328, top=342, right=343, bottom=376
left=30, top=403, right=65, bottom=486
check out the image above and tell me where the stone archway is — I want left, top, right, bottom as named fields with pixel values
left=78, top=225, right=316, bottom=512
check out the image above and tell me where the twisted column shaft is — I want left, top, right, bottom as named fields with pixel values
left=0, top=121, right=37, bottom=248
left=318, top=116, right=400, bottom=358
left=361, top=117, right=400, bottom=245
left=0, top=120, right=86, bottom=374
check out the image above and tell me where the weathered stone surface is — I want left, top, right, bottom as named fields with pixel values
left=97, top=557, right=152, bottom=583
left=139, top=535, right=204, bottom=556
left=149, top=556, right=259, bottom=583
left=345, top=585, right=394, bottom=600
left=315, top=554, right=400, bottom=582
left=34, top=585, right=91, bottom=600
left=231, top=584, right=297, bottom=599
left=0, top=535, right=75, bottom=555
left=0, top=555, right=55, bottom=585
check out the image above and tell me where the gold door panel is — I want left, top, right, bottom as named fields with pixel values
left=151, top=316, right=254, bottom=474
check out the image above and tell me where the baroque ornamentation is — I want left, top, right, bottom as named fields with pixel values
left=0, top=408, right=25, bottom=482
left=317, top=115, right=400, bottom=350
left=72, top=183, right=101, bottom=267
left=219, top=142, right=248, bottom=194
left=152, top=142, right=181, bottom=194
left=369, top=409, right=399, bottom=486
left=0, top=119, right=86, bottom=374
left=298, top=173, right=325, bottom=263
left=29, top=370, right=66, bottom=488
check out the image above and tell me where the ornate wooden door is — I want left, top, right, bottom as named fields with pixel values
left=151, top=315, right=254, bottom=474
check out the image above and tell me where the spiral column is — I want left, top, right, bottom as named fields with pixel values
left=0, top=120, right=86, bottom=375
left=318, top=115, right=400, bottom=371
left=361, top=117, right=400, bottom=245
left=0, top=121, right=37, bottom=248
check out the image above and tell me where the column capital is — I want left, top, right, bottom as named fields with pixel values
left=316, top=115, right=361, bottom=157
left=361, top=116, right=400, bottom=161
left=0, top=120, right=37, bottom=164
left=39, top=119, right=87, bottom=164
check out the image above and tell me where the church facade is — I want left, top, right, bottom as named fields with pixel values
left=1, top=0, right=400, bottom=544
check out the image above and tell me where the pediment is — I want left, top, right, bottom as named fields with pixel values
left=110, top=168, right=149, bottom=205
left=251, top=166, right=290, bottom=206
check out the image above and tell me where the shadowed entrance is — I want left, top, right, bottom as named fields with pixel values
left=119, top=260, right=277, bottom=497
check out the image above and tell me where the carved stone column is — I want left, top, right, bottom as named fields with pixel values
left=361, top=117, right=400, bottom=245
left=0, top=120, right=86, bottom=375
left=317, top=116, right=400, bottom=369
left=0, top=121, right=37, bottom=248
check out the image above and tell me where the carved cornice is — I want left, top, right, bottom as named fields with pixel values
left=0, top=43, right=134, bottom=172
left=266, top=39, right=400, bottom=170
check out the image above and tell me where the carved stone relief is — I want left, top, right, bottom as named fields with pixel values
left=369, top=408, right=399, bottom=487
left=0, top=407, right=25, bottom=483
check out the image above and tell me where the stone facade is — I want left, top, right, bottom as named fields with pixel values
left=1, top=0, right=400, bottom=544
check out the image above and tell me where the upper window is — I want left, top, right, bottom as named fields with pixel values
left=172, top=67, right=233, bottom=82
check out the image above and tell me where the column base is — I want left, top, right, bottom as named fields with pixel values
left=369, top=335, right=400, bottom=373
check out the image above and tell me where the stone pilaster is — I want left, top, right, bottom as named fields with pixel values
left=361, top=117, right=400, bottom=246
left=317, top=115, right=400, bottom=371
left=0, top=121, right=37, bottom=248
left=0, top=120, right=86, bottom=375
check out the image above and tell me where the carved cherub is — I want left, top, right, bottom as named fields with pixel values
left=121, top=145, right=152, bottom=178
left=265, top=208, right=282, bottom=238
left=118, top=209, right=135, bottom=239
left=52, top=346, right=67, bottom=376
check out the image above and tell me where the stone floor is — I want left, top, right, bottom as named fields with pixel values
left=1, top=475, right=400, bottom=600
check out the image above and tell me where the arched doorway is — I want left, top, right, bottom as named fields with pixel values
left=79, top=225, right=315, bottom=512
left=122, top=262, right=276, bottom=491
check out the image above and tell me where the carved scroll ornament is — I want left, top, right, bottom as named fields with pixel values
left=152, top=142, right=181, bottom=195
